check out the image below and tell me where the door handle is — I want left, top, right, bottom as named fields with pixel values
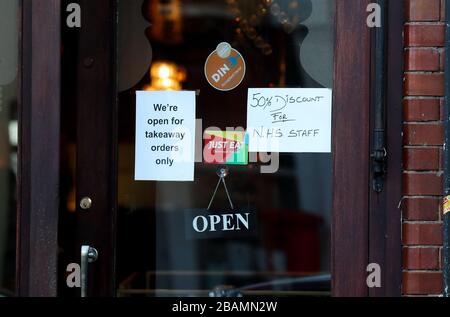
left=81, top=245, right=98, bottom=297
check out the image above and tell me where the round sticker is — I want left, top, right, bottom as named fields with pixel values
left=204, top=42, right=246, bottom=91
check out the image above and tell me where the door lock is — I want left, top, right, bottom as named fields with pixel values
left=79, top=197, right=92, bottom=210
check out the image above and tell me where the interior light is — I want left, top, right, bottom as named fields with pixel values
left=158, top=65, right=171, bottom=79
left=147, top=61, right=186, bottom=91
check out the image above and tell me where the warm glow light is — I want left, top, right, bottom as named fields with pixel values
left=162, top=78, right=172, bottom=88
left=147, top=61, right=186, bottom=91
left=158, top=65, right=171, bottom=79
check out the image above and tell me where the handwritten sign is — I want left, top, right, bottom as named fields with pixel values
left=246, top=88, right=332, bottom=153
left=135, top=91, right=196, bottom=181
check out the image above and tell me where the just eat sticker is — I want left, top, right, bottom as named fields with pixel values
left=204, top=42, right=246, bottom=91
left=203, top=130, right=248, bottom=165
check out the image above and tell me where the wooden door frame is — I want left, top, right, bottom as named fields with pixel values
left=16, top=0, right=404, bottom=297
left=332, top=0, right=372, bottom=296
left=368, top=0, right=404, bottom=297
left=74, top=0, right=118, bottom=297
left=17, top=0, right=61, bottom=296
left=332, top=0, right=404, bottom=297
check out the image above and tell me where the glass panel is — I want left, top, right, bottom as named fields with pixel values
left=117, top=0, right=334, bottom=297
left=0, top=0, right=19, bottom=296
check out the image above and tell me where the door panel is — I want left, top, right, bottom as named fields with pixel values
left=58, top=0, right=373, bottom=297
left=332, top=0, right=371, bottom=296
left=59, top=0, right=117, bottom=297
left=74, top=0, right=117, bottom=297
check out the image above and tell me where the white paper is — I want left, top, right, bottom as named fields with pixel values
left=135, top=91, right=196, bottom=181
left=247, top=88, right=332, bottom=153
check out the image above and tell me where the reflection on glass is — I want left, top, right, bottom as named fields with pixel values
left=117, top=0, right=334, bottom=297
left=145, top=61, right=187, bottom=91
left=0, top=0, right=19, bottom=296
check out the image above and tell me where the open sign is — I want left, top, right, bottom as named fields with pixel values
left=184, top=209, right=257, bottom=240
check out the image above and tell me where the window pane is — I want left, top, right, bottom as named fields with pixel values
left=0, top=0, right=19, bottom=296
left=117, top=0, right=333, bottom=297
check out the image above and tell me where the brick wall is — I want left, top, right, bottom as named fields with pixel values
left=403, top=0, right=445, bottom=296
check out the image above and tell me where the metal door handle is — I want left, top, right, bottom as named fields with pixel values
left=81, top=245, right=98, bottom=297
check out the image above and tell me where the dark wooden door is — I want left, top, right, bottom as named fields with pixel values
left=55, top=0, right=402, bottom=297
left=73, top=0, right=117, bottom=297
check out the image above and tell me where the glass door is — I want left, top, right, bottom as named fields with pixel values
left=115, top=0, right=334, bottom=297
left=0, top=0, right=19, bottom=297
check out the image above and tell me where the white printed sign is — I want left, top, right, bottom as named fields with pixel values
left=247, top=88, right=332, bottom=153
left=135, top=91, right=196, bottom=181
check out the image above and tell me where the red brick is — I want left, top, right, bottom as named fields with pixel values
left=440, top=98, right=445, bottom=120
left=404, top=73, right=444, bottom=96
left=404, top=148, right=439, bottom=170
left=403, top=247, right=440, bottom=270
left=403, top=272, right=442, bottom=295
left=403, top=223, right=443, bottom=245
left=406, top=0, right=441, bottom=21
left=403, top=173, right=443, bottom=196
left=403, top=124, right=444, bottom=146
left=405, top=49, right=440, bottom=71
left=402, top=0, right=446, bottom=297
left=403, top=198, right=440, bottom=221
left=405, top=24, right=445, bottom=47
left=403, top=99, right=440, bottom=121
